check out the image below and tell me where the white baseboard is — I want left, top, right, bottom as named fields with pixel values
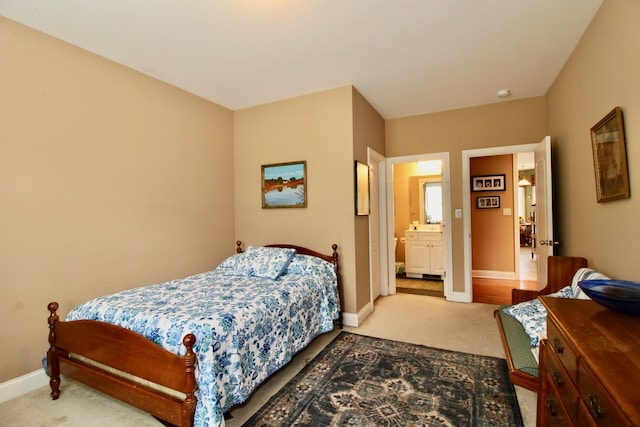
left=341, top=302, right=373, bottom=328
left=0, top=369, right=49, bottom=404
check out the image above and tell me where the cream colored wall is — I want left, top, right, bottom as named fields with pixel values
left=233, top=87, right=361, bottom=312
left=352, top=88, right=385, bottom=310
left=470, top=155, right=515, bottom=273
left=546, top=0, right=639, bottom=278
left=393, top=163, right=415, bottom=262
left=386, top=97, right=546, bottom=292
left=0, top=18, right=235, bottom=382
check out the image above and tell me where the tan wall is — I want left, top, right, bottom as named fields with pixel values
left=470, top=155, right=515, bottom=272
left=233, top=87, right=361, bottom=312
left=352, top=88, right=385, bottom=310
left=546, top=0, right=640, bottom=278
left=386, top=97, right=547, bottom=292
left=0, top=18, right=235, bottom=382
left=393, top=163, right=415, bottom=262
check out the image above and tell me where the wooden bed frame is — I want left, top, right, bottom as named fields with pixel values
left=47, top=241, right=342, bottom=427
left=493, top=255, right=587, bottom=392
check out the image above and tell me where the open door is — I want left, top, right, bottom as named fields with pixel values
left=368, top=148, right=387, bottom=304
left=463, top=138, right=553, bottom=302
left=534, top=136, right=556, bottom=286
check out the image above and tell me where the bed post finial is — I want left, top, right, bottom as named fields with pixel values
left=47, top=302, right=59, bottom=347
left=47, top=302, right=61, bottom=399
left=236, top=240, right=243, bottom=253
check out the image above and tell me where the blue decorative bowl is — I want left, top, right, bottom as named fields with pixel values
left=578, top=279, right=640, bottom=315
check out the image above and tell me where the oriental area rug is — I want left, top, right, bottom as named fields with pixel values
left=243, top=332, right=523, bottom=427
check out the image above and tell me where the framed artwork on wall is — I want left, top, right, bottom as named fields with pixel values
left=471, top=174, right=506, bottom=192
left=261, top=160, right=307, bottom=208
left=590, top=107, right=630, bottom=203
left=477, top=196, right=500, bottom=209
left=355, top=161, right=369, bottom=215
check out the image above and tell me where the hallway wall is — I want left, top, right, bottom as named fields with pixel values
left=386, top=97, right=547, bottom=293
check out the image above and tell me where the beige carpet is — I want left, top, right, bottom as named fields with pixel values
left=0, top=294, right=537, bottom=426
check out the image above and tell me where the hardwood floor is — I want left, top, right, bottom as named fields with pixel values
left=472, top=247, right=538, bottom=305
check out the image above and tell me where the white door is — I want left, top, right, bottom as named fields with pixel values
left=369, top=159, right=381, bottom=300
left=368, top=148, right=387, bottom=302
left=534, top=136, right=556, bottom=286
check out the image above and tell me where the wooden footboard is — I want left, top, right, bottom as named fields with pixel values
left=47, top=302, right=197, bottom=427
left=46, top=241, right=342, bottom=426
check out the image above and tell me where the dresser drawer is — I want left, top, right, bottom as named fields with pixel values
left=545, top=347, right=579, bottom=424
left=547, top=319, right=578, bottom=384
left=577, top=400, right=598, bottom=427
left=405, top=231, right=419, bottom=241
left=579, top=360, right=631, bottom=427
left=542, top=383, right=572, bottom=427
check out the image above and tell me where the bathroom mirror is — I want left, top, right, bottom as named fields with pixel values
left=408, top=176, right=442, bottom=224
left=419, top=180, right=443, bottom=224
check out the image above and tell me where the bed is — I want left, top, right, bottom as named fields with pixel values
left=46, top=241, right=342, bottom=427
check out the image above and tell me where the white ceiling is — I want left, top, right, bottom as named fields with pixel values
left=0, top=0, right=603, bottom=119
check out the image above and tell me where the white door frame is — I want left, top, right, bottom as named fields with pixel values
left=462, top=143, right=539, bottom=302
left=368, top=147, right=388, bottom=304
left=385, top=152, right=453, bottom=300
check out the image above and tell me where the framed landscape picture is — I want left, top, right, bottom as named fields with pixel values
left=590, top=107, right=630, bottom=203
left=261, top=161, right=307, bottom=208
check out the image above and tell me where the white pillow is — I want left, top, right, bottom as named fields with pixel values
left=571, top=268, right=610, bottom=299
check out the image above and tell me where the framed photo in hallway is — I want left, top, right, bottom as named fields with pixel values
left=471, top=174, right=506, bottom=192
left=477, top=196, right=500, bottom=209
left=590, top=107, right=630, bottom=203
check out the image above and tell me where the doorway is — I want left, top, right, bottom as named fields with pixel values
left=462, top=142, right=546, bottom=305
left=384, top=152, right=453, bottom=300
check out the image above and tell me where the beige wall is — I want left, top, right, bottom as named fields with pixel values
left=0, top=18, right=235, bottom=382
left=470, top=155, right=515, bottom=272
left=233, top=87, right=361, bottom=311
left=546, top=0, right=640, bottom=278
left=233, top=87, right=384, bottom=316
left=352, top=88, right=386, bottom=311
left=386, top=97, right=547, bottom=292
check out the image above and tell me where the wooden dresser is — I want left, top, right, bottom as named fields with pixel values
left=537, top=297, right=640, bottom=426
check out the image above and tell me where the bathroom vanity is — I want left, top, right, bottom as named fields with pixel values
left=404, top=224, right=444, bottom=279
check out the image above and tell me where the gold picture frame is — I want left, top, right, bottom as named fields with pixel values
left=590, top=107, right=630, bottom=203
left=355, top=161, right=369, bottom=215
left=261, top=161, right=307, bottom=208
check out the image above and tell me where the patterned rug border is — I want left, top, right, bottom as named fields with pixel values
left=243, top=331, right=523, bottom=426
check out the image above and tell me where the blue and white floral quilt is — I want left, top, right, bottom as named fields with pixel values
left=64, top=252, right=340, bottom=427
